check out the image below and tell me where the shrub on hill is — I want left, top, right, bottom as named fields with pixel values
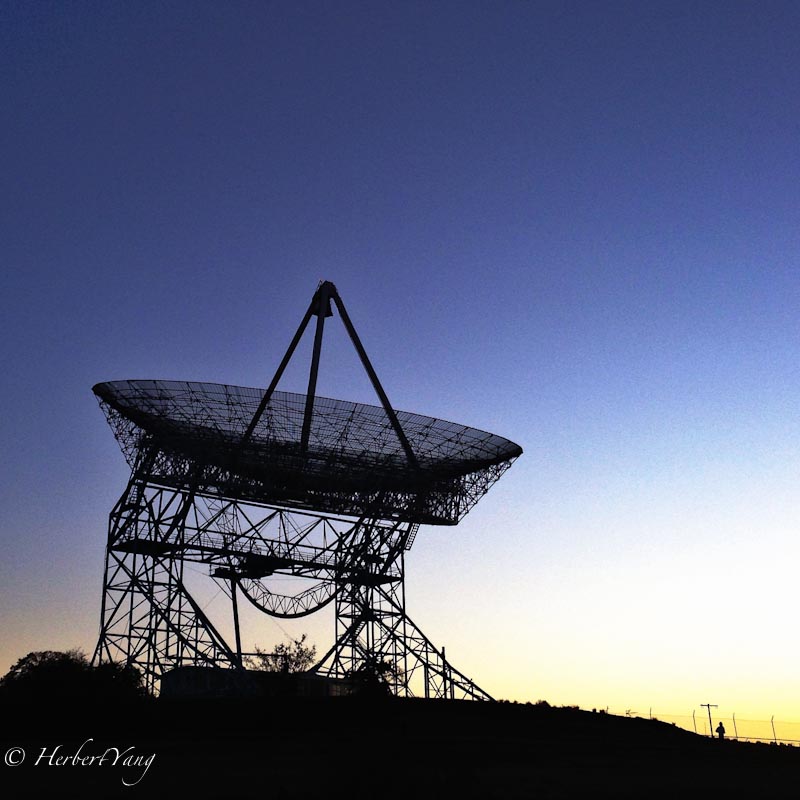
left=0, top=649, right=148, bottom=702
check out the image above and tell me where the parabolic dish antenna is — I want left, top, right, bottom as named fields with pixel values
left=93, top=281, right=521, bottom=699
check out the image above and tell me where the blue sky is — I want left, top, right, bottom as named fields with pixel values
left=2, top=0, right=800, bottom=717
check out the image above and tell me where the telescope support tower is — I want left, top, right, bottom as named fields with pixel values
left=94, top=473, right=492, bottom=699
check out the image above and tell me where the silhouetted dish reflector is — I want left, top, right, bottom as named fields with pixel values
left=94, top=379, right=522, bottom=525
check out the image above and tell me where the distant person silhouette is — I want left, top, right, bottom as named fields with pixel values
left=716, top=722, right=726, bottom=740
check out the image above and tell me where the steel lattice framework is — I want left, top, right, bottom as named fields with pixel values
left=93, top=281, right=521, bottom=699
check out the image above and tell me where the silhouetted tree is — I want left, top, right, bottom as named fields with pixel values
left=350, top=656, right=399, bottom=697
left=0, top=649, right=147, bottom=701
left=246, top=635, right=317, bottom=674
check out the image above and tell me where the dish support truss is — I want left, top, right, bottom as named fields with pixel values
left=93, top=459, right=493, bottom=701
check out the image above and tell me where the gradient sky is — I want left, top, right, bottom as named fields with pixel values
left=2, top=1, right=800, bottom=721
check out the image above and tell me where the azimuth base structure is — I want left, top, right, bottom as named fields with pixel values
left=93, top=282, right=522, bottom=698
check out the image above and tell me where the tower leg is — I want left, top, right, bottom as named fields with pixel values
left=314, top=522, right=493, bottom=701
left=92, top=479, right=237, bottom=693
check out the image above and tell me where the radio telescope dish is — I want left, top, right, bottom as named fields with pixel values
left=92, top=281, right=521, bottom=699
left=94, top=380, right=520, bottom=524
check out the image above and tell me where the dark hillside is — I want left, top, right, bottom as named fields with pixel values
left=3, top=697, right=797, bottom=798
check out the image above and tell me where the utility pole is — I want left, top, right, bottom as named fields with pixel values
left=700, top=703, right=718, bottom=738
